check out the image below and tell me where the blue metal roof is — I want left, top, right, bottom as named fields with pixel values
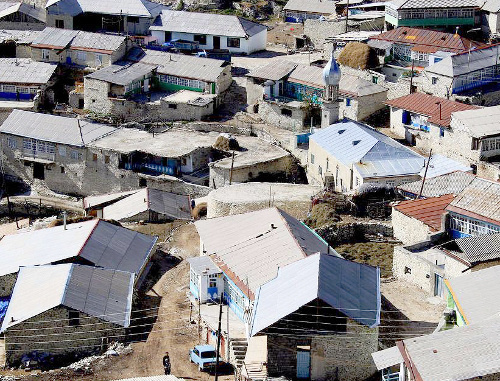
left=310, top=120, right=424, bottom=178
left=195, top=344, right=216, bottom=351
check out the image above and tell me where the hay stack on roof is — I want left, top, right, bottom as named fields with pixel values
left=213, top=133, right=240, bottom=151
left=338, top=42, right=378, bottom=70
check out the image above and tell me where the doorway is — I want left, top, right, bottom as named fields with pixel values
left=33, top=163, right=45, bottom=180
left=434, top=274, right=443, bottom=297
left=296, top=346, right=311, bottom=379
left=213, top=36, right=221, bottom=50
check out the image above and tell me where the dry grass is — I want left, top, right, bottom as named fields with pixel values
left=334, top=241, right=396, bottom=278
left=213, top=135, right=240, bottom=151
left=304, top=203, right=341, bottom=229
left=48, top=215, right=93, bottom=227
left=338, top=42, right=379, bottom=70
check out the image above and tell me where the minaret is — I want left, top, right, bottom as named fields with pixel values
left=321, top=52, right=341, bottom=128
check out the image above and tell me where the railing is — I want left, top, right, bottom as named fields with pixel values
left=22, top=149, right=55, bottom=162
left=382, top=373, right=401, bottom=381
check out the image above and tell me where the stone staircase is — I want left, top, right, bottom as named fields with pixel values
left=229, top=338, right=248, bottom=368
left=244, top=361, right=268, bottom=381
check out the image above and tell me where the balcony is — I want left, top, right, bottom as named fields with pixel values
left=21, top=149, right=55, bottom=163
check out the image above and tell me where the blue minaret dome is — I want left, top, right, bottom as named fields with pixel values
left=323, top=54, right=341, bottom=87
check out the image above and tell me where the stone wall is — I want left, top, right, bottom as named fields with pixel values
left=257, top=100, right=309, bottom=132
left=391, top=208, right=434, bottom=246
left=340, top=91, right=388, bottom=121
left=316, top=221, right=393, bottom=246
left=4, top=306, right=125, bottom=366
left=0, top=273, right=17, bottom=298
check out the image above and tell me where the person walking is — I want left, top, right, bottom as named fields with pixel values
left=163, top=352, right=171, bottom=375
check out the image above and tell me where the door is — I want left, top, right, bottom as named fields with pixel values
left=164, top=31, right=171, bottom=42
left=434, top=274, right=443, bottom=297
left=296, top=349, right=310, bottom=379
left=33, top=163, right=45, bottom=180
left=213, top=36, right=221, bottom=50
left=143, top=78, right=149, bottom=93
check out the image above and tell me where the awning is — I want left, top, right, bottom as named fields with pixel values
left=371, top=346, right=403, bottom=370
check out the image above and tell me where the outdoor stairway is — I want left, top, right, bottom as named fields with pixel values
left=229, top=338, right=248, bottom=368
left=244, top=362, right=268, bottom=381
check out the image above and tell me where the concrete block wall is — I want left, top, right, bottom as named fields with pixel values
left=4, top=306, right=125, bottom=366
left=267, top=335, right=311, bottom=379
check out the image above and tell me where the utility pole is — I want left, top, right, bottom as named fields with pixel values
left=214, top=301, right=223, bottom=381
left=198, top=296, right=201, bottom=343
left=345, top=0, right=350, bottom=33
left=417, top=149, right=432, bottom=199
left=409, top=58, right=415, bottom=94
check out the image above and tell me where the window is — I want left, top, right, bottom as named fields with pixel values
left=372, top=76, right=378, bottom=84
left=7, top=137, right=16, bottom=149
left=310, top=153, right=315, bottom=164
left=227, top=38, right=241, bottom=48
left=318, top=165, right=322, bottom=175
left=70, top=151, right=81, bottom=160
left=482, top=137, right=500, bottom=151
left=68, top=310, right=80, bottom=326
left=193, top=34, right=207, bottom=45
left=440, top=127, right=445, bottom=138
left=208, top=275, right=217, bottom=288
left=356, top=177, right=360, bottom=187
left=55, top=19, right=64, bottom=28
left=95, top=53, right=104, bottom=65
left=76, top=51, right=86, bottom=61
left=432, top=77, right=438, bottom=85
left=471, top=138, right=480, bottom=150
left=345, top=98, right=351, bottom=106
left=60, top=166, right=65, bottom=173
left=92, top=153, right=98, bottom=161
left=42, top=49, right=50, bottom=60
left=281, top=108, right=292, bottom=117
left=139, top=178, right=147, bottom=187
left=386, top=180, right=395, bottom=187
left=450, top=214, right=500, bottom=236
left=104, top=155, right=110, bottom=164
left=128, top=16, right=139, bottom=23
left=59, top=146, right=66, bottom=156
left=168, top=104, right=177, bottom=109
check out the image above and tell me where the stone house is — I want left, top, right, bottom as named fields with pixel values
left=30, top=27, right=129, bottom=69
left=0, top=264, right=133, bottom=365
left=0, top=109, right=117, bottom=195
left=481, top=0, right=500, bottom=40
left=391, top=194, right=455, bottom=245
left=308, top=120, right=424, bottom=190
left=283, top=0, right=337, bottom=22
left=149, top=10, right=267, bottom=55
left=45, top=0, right=168, bottom=36
left=0, top=29, right=40, bottom=58
left=372, top=315, right=500, bottom=381
left=0, top=1, right=45, bottom=30
left=193, top=208, right=381, bottom=380
left=0, top=218, right=157, bottom=297
left=0, top=58, right=57, bottom=107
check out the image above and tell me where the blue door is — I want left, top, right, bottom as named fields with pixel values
left=297, top=349, right=310, bottom=379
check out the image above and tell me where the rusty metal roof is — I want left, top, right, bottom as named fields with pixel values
left=386, top=92, right=479, bottom=127
left=369, top=27, right=483, bottom=53
left=394, top=194, right=455, bottom=232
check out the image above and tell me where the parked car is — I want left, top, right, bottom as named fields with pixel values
left=189, top=344, right=221, bottom=371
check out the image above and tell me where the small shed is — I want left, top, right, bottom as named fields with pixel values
left=187, top=256, right=223, bottom=303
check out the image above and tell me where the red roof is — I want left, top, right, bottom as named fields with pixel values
left=385, top=92, right=480, bottom=127
left=394, top=194, right=456, bottom=232
left=369, top=27, right=484, bottom=53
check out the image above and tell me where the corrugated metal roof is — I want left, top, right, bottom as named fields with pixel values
left=389, top=0, right=481, bottom=10
left=367, top=39, right=393, bottom=50
left=0, top=1, right=45, bottom=21
left=398, top=170, right=476, bottom=197
left=0, top=58, right=57, bottom=85
left=247, top=60, right=297, bottom=81
left=453, top=232, right=500, bottom=264
left=288, top=64, right=323, bottom=88
left=130, top=48, right=228, bottom=83
left=310, top=120, right=424, bottom=178
left=112, top=376, right=183, bottom=381
left=195, top=208, right=337, bottom=299
left=102, top=188, right=191, bottom=221
left=84, top=190, right=141, bottom=209
left=340, top=74, right=387, bottom=97
left=187, top=256, right=220, bottom=274
left=0, top=29, right=40, bottom=44
left=450, top=105, right=500, bottom=138
left=394, top=194, right=455, bottom=231
left=86, top=61, right=154, bottom=86
left=283, top=0, right=337, bottom=14
left=369, top=27, right=483, bottom=53
left=250, top=253, right=380, bottom=336
left=150, top=10, right=267, bottom=38
left=371, top=346, right=403, bottom=370
left=420, top=154, right=472, bottom=179
left=0, top=109, right=117, bottom=147
left=426, top=44, right=500, bottom=78
left=0, top=264, right=133, bottom=332
left=47, top=0, right=152, bottom=17
left=0, top=219, right=157, bottom=277
left=401, top=314, right=500, bottom=381
left=386, top=92, right=480, bottom=127
left=446, top=265, right=500, bottom=324
left=448, top=177, right=500, bottom=223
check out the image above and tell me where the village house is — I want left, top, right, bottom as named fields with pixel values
left=372, top=314, right=500, bottom=381
left=384, top=0, right=481, bottom=30
left=446, top=177, right=500, bottom=238
left=149, top=10, right=267, bottom=55
left=307, top=120, right=424, bottom=190
left=0, top=58, right=57, bottom=107
left=191, top=207, right=381, bottom=381
left=0, top=29, right=40, bottom=58
left=0, top=218, right=157, bottom=297
left=282, top=0, right=337, bottom=23
left=30, top=27, right=129, bottom=69
left=1, top=264, right=134, bottom=365
left=397, top=170, right=476, bottom=199
left=45, top=0, right=168, bottom=37
left=482, top=0, right=500, bottom=40
left=0, top=1, right=45, bottom=30
left=247, top=61, right=387, bottom=129
left=0, top=109, right=117, bottom=195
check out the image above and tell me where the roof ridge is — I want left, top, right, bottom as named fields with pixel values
left=275, top=208, right=310, bottom=258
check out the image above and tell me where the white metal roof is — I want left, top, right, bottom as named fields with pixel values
left=0, top=110, right=117, bottom=147
left=247, top=60, right=298, bottom=81
left=0, top=58, right=57, bottom=85
left=402, top=313, right=500, bottom=381
left=47, top=0, right=152, bottom=17
left=482, top=0, right=500, bottom=12
left=283, top=0, right=337, bottom=14
left=310, top=120, right=424, bottom=178
left=389, top=0, right=480, bottom=10
left=0, top=219, right=157, bottom=277
left=150, top=10, right=267, bottom=38
left=0, top=264, right=134, bottom=332
left=371, top=346, right=403, bottom=370
left=420, top=154, right=472, bottom=179
left=0, top=29, right=40, bottom=44
left=250, top=253, right=380, bottom=336
left=86, top=61, right=155, bottom=86
left=340, top=74, right=387, bottom=97
left=187, top=255, right=220, bottom=275
left=0, top=1, right=45, bottom=22
left=398, top=170, right=476, bottom=197
left=453, top=232, right=500, bottom=264
left=195, top=208, right=337, bottom=298
left=102, top=188, right=192, bottom=221
left=83, top=189, right=141, bottom=209
left=451, top=105, right=500, bottom=138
